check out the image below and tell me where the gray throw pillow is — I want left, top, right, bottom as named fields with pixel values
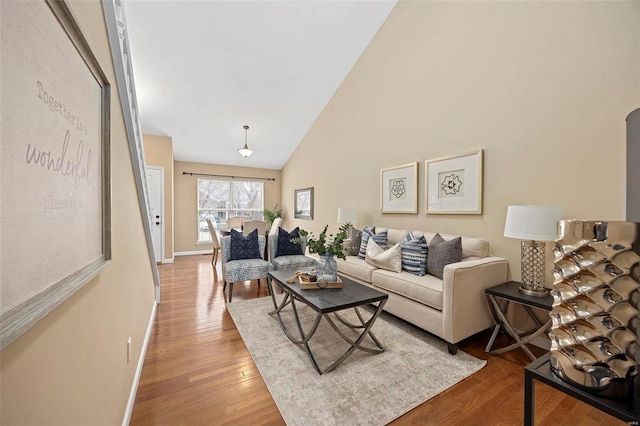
left=346, top=228, right=363, bottom=256
left=426, top=233, right=462, bottom=279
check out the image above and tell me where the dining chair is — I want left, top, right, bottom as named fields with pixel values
left=228, top=216, right=244, bottom=230
left=268, top=217, right=283, bottom=236
left=206, top=219, right=220, bottom=266
left=220, top=231, right=270, bottom=302
left=243, top=220, right=267, bottom=236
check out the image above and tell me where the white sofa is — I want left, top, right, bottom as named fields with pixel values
left=336, top=228, right=508, bottom=354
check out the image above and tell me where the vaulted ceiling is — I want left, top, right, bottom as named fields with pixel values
left=123, top=0, right=397, bottom=170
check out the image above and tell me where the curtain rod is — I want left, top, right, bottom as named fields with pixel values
left=182, top=171, right=276, bottom=181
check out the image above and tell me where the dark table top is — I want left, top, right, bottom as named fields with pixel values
left=269, top=268, right=388, bottom=314
left=526, top=353, right=640, bottom=422
left=485, top=281, right=554, bottom=311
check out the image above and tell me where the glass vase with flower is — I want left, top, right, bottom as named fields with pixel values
left=298, top=224, right=348, bottom=282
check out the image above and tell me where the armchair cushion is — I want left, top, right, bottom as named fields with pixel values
left=275, top=227, right=303, bottom=257
left=229, top=229, right=261, bottom=260
left=426, top=233, right=462, bottom=279
left=272, top=255, right=316, bottom=270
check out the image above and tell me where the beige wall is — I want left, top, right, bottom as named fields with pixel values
left=174, top=161, right=281, bottom=253
left=143, top=134, right=175, bottom=261
left=0, top=1, right=156, bottom=424
left=282, top=1, right=640, bottom=284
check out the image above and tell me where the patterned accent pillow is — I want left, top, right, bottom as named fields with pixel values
left=426, top=233, right=462, bottom=279
left=276, top=227, right=303, bottom=257
left=358, top=227, right=388, bottom=259
left=401, top=232, right=428, bottom=276
left=229, top=228, right=261, bottom=261
left=365, top=239, right=402, bottom=273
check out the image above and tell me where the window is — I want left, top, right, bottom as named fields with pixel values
left=197, top=178, right=264, bottom=242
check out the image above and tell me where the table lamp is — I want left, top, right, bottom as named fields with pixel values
left=337, top=207, right=358, bottom=237
left=503, top=205, right=564, bottom=297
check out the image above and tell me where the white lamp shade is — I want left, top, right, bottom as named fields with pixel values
left=337, top=207, right=358, bottom=224
left=504, top=205, right=564, bottom=241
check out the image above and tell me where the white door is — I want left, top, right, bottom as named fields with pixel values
left=145, top=167, right=164, bottom=263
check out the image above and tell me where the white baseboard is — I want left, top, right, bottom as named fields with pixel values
left=175, top=250, right=212, bottom=256
left=162, top=258, right=174, bottom=263
left=122, top=300, right=157, bottom=426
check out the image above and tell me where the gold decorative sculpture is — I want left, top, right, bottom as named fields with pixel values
left=549, top=220, right=639, bottom=399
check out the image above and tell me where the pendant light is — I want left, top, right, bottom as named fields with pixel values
left=238, top=125, right=253, bottom=158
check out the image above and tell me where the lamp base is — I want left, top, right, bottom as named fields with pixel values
left=518, top=284, right=549, bottom=297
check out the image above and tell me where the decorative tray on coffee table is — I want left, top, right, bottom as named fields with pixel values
left=298, top=274, right=343, bottom=289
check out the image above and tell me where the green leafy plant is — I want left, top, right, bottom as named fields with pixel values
left=263, top=204, right=284, bottom=226
left=299, top=225, right=348, bottom=260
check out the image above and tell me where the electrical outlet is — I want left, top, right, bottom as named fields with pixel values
left=127, top=336, right=132, bottom=364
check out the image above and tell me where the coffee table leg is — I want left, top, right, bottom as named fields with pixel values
left=329, top=304, right=386, bottom=354
left=321, top=299, right=387, bottom=373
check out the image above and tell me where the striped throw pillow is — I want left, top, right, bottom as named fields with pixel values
left=358, top=227, right=388, bottom=259
left=401, top=232, right=428, bottom=276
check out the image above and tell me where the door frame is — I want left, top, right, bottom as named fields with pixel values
left=146, top=166, right=165, bottom=263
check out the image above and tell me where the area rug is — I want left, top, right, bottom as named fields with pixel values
left=227, top=295, right=486, bottom=426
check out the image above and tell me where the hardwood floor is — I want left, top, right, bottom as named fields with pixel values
left=130, top=255, right=627, bottom=425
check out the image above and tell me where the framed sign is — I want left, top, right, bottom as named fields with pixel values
left=294, top=187, right=314, bottom=220
left=380, top=162, right=418, bottom=214
left=0, top=0, right=111, bottom=349
left=425, top=150, right=483, bottom=214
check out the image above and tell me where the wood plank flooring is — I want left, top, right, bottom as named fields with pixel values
left=130, top=255, right=627, bottom=425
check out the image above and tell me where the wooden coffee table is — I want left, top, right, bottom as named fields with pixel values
left=267, top=268, right=388, bottom=375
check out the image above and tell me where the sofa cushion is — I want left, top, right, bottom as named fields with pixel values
left=415, top=231, right=489, bottom=260
left=427, top=233, right=462, bottom=279
left=365, top=240, right=402, bottom=273
left=371, top=269, right=444, bottom=311
left=230, top=229, right=261, bottom=260
left=401, top=232, right=428, bottom=276
left=276, top=227, right=303, bottom=256
left=336, top=256, right=379, bottom=282
left=358, top=227, right=388, bottom=259
left=386, top=228, right=409, bottom=245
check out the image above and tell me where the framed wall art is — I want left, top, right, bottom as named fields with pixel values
left=380, top=162, right=418, bottom=214
left=425, top=150, right=483, bottom=214
left=0, top=0, right=111, bottom=349
left=294, top=187, right=314, bottom=220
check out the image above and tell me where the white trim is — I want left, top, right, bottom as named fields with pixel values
left=102, top=0, right=161, bottom=303
left=162, top=258, right=174, bottom=264
left=175, top=250, right=213, bottom=256
left=146, top=166, right=165, bottom=265
left=122, top=300, right=157, bottom=426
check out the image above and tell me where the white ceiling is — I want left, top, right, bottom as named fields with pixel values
left=123, top=0, right=397, bottom=170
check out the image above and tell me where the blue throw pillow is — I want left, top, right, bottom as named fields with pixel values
left=358, top=226, right=388, bottom=259
left=401, top=232, right=428, bottom=276
left=229, top=228, right=261, bottom=260
left=276, top=227, right=303, bottom=256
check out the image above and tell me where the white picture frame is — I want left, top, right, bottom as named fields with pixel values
left=380, top=162, right=418, bottom=214
left=425, top=150, right=483, bottom=215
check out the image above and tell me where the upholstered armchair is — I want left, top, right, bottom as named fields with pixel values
left=220, top=231, right=270, bottom=302
left=268, top=227, right=316, bottom=271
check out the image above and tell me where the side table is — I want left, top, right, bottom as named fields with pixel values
left=524, top=353, right=640, bottom=425
left=485, top=281, right=553, bottom=361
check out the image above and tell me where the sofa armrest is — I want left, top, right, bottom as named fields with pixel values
left=441, top=257, right=508, bottom=344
